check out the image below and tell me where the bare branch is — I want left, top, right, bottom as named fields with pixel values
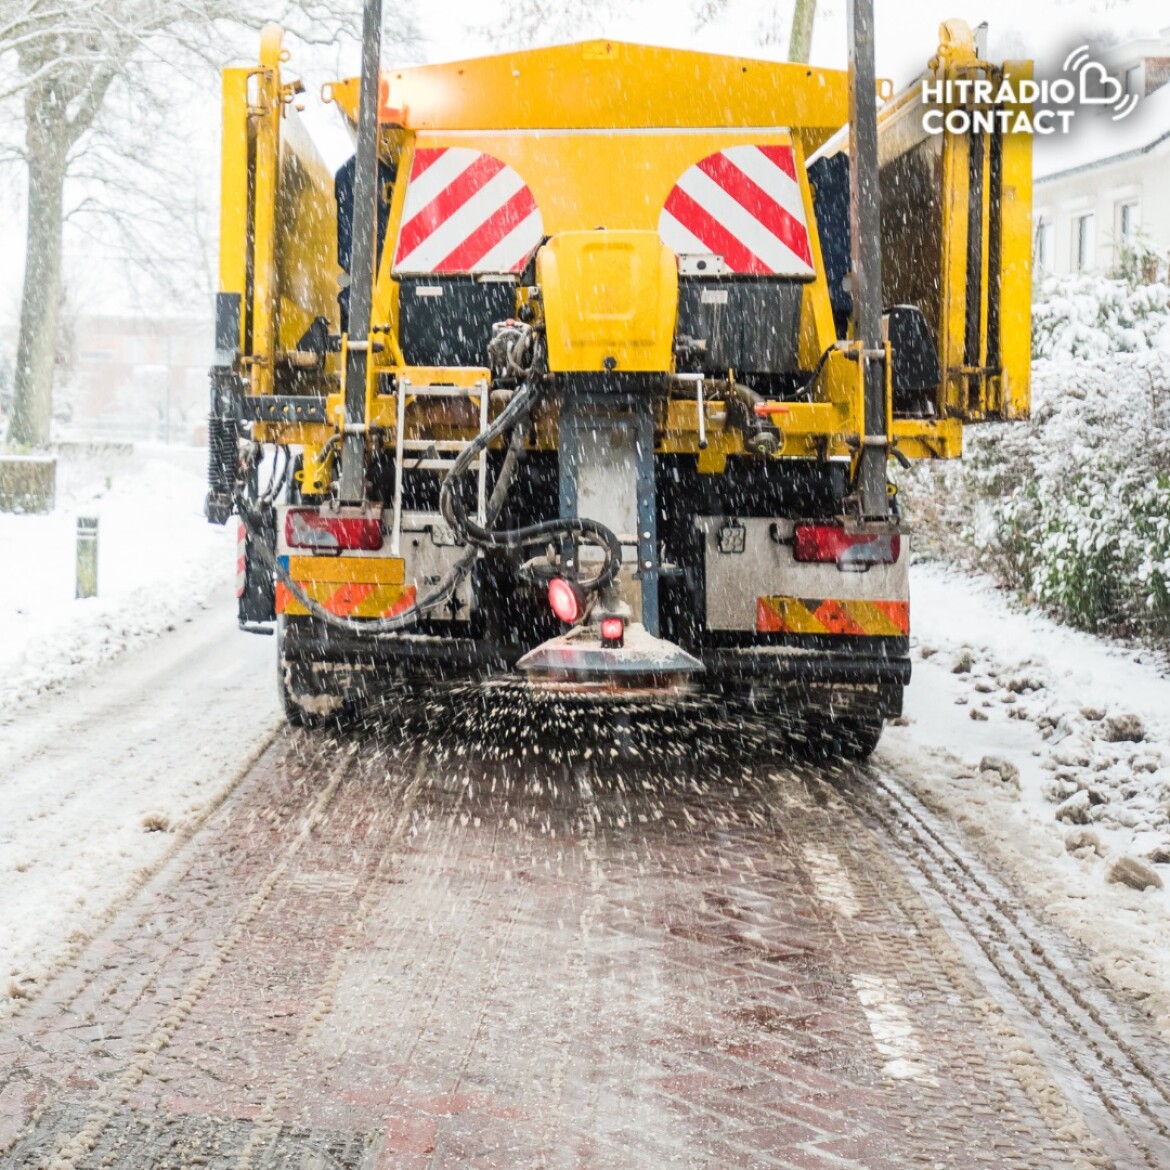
left=1, top=0, right=423, bottom=447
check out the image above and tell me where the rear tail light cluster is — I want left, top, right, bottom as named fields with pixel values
left=285, top=509, right=383, bottom=552
left=793, top=524, right=900, bottom=570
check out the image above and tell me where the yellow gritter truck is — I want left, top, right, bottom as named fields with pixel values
left=206, top=18, right=1031, bottom=756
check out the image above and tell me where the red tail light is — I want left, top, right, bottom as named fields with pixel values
left=285, top=509, right=383, bottom=552
left=548, top=577, right=585, bottom=624
left=793, top=525, right=900, bottom=570
left=599, top=616, right=625, bottom=648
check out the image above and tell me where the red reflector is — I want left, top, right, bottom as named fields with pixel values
left=793, top=525, right=900, bottom=569
left=548, top=577, right=585, bottom=624
left=285, top=509, right=383, bottom=552
left=600, top=616, right=625, bottom=647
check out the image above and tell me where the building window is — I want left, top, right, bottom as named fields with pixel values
left=1073, top=212, right=1096, bottom=272
left=1034, top=219, right=1054, bottom=272
left=1119, top=200, right=1141, bottom=243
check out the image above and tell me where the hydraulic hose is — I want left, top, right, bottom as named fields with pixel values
left=439, top=380, right=624, bottom=592
left=236, top=412, right=528, bottom=636
left=238, top=325, right=624, bottom=632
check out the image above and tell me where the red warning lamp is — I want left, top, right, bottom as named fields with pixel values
left=548, top=577, right=585, bottom=624
left=599, top=616, right=625, bottom=648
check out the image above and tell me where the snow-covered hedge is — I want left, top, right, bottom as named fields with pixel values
left=902, top=273, right=1170, bottom=640
left=903, top=352, right=1170, bottom=639
left=1032, top=275, right=1170, bottom=360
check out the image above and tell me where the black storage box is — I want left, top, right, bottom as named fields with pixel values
left=397, top=276, right=516, bottom=368
left=676, top=278, right=803, bottom=374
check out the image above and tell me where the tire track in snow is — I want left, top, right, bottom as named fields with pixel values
left=229, top=748, right=430, bottom=1170
left=866, top=768, right=1170, bottom=1170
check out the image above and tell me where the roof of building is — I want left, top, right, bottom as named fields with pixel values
left=1100, top=25, right=1170, bottom=70
left=1034, top=79, right=1170, bottom=183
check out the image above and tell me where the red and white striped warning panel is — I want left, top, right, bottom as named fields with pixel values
left=658, top=144, right=814, bottom=277
left=392, top=147, right=544, bottom=275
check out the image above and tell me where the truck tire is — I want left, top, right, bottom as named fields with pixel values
left=785, top=710, right=883, bottom=761
left=790, top=684, right=900, bottom=762
left=276, top=617, right=345, bottom=729
left=827, top=713, right=884, bottom=760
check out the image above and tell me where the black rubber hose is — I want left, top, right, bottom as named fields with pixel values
left=799, top=343, right=838, bottom=400
left=439, top=382, right=623, bottom=591
left=240, top=370, right=622, bottom=633
left=236, top=419, right=528, bottom=637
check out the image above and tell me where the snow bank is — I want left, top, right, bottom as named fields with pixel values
left=0, top=446, right=234, bottom=710
left=0, top=445, right=281, bottom=1011
left=891, top=279, right=1170, bottom=1032
left=883, top=564, right=1170, bottom=1041
left=0, top=599, right=278, bottom=1013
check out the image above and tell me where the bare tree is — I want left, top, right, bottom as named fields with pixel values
left=693, top=0, right=818, bottom=58
left=788, top=0, right=817, bottom=62
left=0, top=1, right=418, bottom=451
left=471, top=0, right=622, bottom=48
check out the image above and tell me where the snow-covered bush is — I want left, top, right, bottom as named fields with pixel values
left=902, top=352, right=1170, bottom=639
left=1032, top=275, right=1170, bottom=361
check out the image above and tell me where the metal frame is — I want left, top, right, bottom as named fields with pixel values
left=218, top=27, right=1029, bottom=471
left=847, top=0, right=889, bottom=520
left=558, top=389, right=662, bottom=637
left=390, top=377, right=490, bottom=556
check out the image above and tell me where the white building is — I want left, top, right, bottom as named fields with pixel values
left=1033, top=27, right=1170, bottom=277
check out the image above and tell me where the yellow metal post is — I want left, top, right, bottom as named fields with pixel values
left=219, top=68, right=252, bottom=350
left=250, top=26, right=283, bottom=399
left=998, top=59, right=1033, bottom=420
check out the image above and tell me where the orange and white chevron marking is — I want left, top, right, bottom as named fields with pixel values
left=756, top=596, right=910, bottom=636
left=276, top=581, right=418, bottom=620
left=659, top=144, right=814, bottom=277
left=275, top=555, right=416, bottom=620
left=392, top=147, right=544, bottom=274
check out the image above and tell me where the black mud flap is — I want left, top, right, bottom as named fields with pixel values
left=239, top=507, right=276, bottom=628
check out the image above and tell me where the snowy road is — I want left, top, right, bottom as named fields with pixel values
left=2, top=663, right=1169, bottom=1168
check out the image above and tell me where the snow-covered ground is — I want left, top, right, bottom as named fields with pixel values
left=0, top=445, right=235, bottom=710
left=0, top=446, right=280, bottom=1011
left=887, top=282, right=1170, bottom=1039
left=881, top=564, right=1170, bottom=1042
left=0, top=598, right=278, bottom=1011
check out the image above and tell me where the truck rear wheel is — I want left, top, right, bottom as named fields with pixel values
left=277, top=618, right=346, bottom=729
left=793, top=684, right=901, bottom=761
left=819, top=712, right=885, bottom=760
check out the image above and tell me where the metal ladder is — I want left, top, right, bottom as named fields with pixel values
left=389, top=375, right=490, bottom=556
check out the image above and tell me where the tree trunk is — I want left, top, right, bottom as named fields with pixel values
left=8, top=143, right=67, bottom=450
left=789, top=0, right=817, bottom=63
